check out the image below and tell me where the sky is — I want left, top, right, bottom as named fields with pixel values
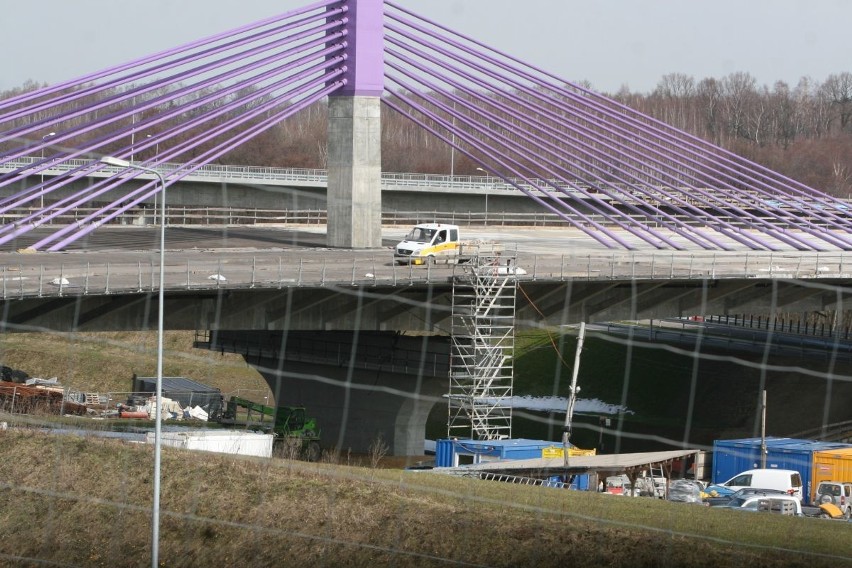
left=1, top=0, right=850, bottom=94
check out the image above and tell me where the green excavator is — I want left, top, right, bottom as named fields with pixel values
left=219, top=396, right=322, bottom=461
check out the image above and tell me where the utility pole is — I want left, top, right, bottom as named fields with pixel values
left=563, top=322, right=586, bottom=468
left=760, top=390, right=767, bottom=469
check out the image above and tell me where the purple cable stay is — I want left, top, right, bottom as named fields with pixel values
left=383, top=1, right=852, bottom=251
left=2, top=60, right=345, bottom=249
left=6, top=0, right=851, bottom=252
left=0, top=0, right=349, bottom=250
left=383, top=21, right=813, bottom=252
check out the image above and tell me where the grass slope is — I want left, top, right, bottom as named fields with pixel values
left=0, top=331, right=270, bottom=397
left=510, top=328, right=852, bottom=451
left=1, top=431, right=850, bottom=568
left=3, top=328, right=848, bottom=453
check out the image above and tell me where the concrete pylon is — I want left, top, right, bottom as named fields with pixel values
left=327, top=0, right=383, bottom=248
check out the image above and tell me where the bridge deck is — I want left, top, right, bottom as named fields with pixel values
left=0, top=225, right=846, bottom=301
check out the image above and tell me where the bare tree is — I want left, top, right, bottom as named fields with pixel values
left=820, top=72, right=852, bottom=132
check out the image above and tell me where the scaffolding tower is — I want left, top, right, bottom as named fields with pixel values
left=447, top=244, right=517, bottom=440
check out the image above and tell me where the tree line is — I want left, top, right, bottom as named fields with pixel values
left=4, top=70, right=851, bottom=197
left=613, top=72, right=852, bottom=196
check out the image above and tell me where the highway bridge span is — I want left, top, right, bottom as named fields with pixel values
left=1, top=225, right=849, bottom=454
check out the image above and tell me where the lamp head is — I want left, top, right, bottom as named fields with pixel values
left=100, top=156, right=131, bottom=168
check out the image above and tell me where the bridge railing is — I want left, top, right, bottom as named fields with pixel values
left=2, top=204, right=845, bottom=230
left=0, top=158, right=769, bottom=201
left=1, top=248, right=849, bottom=302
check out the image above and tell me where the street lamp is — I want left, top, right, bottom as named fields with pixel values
left=146, top=135, right=160, bottom=222
left=40, top=132, right=56, bottom=210
left=100, top=156, right=166, bottom=568
left=449, top=102, right=456, bottom=178
left=476, top=167, right=489, bottom=222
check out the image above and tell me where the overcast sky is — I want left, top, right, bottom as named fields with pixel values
left=2, top=0, right=849, bottom=94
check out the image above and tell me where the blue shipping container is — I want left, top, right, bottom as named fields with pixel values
left=712, top=437, right=852, bottom=500
left=435, top=438, right=561, bottom=467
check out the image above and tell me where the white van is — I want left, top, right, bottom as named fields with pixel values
left=718, top=469, right=804, bottom=501
left=394, top=223, right=461, bottom=265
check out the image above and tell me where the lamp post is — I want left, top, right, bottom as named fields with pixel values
left=100, top=156, right=165, bottom=568
left=40, top=132, right=56, bottom=210
left=476, top=167, right=489, bottom=222
left=449, top=102, right=456, bottom=178
left=146, top=135, right=160, bottom=223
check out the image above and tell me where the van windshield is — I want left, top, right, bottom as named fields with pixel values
left=405, top=227, right=435, bottom=243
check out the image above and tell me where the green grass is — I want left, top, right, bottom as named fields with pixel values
left=2, top=327, right=849, bottom=453
left=2, top=329, right=852, bottom=566
left=1, top=430, right=850, bottom=567
left=510, top=325, right=852, bottom=451
left=0, top=330, right=270, bottom=398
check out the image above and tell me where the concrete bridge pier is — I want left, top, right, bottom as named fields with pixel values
left=253, top=359, right=445, bottom=456
left=326, top=96, right=382, bottom=248
left=205, top=330, right=450, bottom=456
left=325, top=0, right=384, bottom=249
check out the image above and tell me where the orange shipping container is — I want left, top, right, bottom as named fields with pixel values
left=811, top=448, right=852, bottom=503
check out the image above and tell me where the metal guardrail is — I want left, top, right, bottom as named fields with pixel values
left=3, top=157, right=540, bottom=193
left=0, top=204, right=845, bottom=231
left=0, top=248, right=849, bottom=301
left=594, top=319, right=852, bottom=360
left=702, top=314, right=852, bottom=342
left=785, top=420, right=852, bottom=442
left=0, top=206, right=591, bottom=228
left=15, top=157, right=843, bottom=206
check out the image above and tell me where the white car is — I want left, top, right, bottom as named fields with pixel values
left=715, top=494, right=803, bottom=516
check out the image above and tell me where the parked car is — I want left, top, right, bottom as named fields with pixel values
left=704, top=487, right=786, bottom=507
left=714, top=495, right=803, bottom=516
left=812, top=481, right=852, bottom=519
left=712, top=469, right=803, bottom=502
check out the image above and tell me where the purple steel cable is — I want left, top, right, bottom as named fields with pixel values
left=0, top=29, right=345, bottom=208
left=385, top=5, right=852, bottom=243
left=0, top=8, right=344, bottom=131
left=0, top=49, right=345, bottom=230
left=10, top=63, right=344, bottom=247
left=384, top=10, right=846, bottom=250
left=1, top=45, right=343, bottom=216
left=388, top=26, right=784, bottom=249
left=40, top=78, right=344, bottom=251
left=0, top=19, right=346, bottom=162
left=386, top=1, right=818, bottom=200
left=384, top=4, right=850, bottom=238
left=383, top=45, right=749, bottom=251
left=0, top=0, right=344, bottom=113
left=385, top=66, right=694, bottom=250
left=384, top=91, right=637, bottom=250
left=0, top=35, right=345, bottom=186
left=0, top=56, right=346, bottom=239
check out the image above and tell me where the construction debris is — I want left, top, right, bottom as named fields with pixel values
left=0, top=368, right=220, bottom=424
left=0, top=381, right=87, bottom=416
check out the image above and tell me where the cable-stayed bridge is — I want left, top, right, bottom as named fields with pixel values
left=1, top=0, right=851, bottom=252
left=2, top=0, right=851, bottom=453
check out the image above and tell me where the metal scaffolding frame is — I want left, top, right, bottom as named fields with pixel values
left=447, top=244, right=517, bottom=440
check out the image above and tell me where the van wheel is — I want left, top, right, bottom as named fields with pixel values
left=426, top=255, right=436, bottom=265
left=845, top=508, right=852, bottom=520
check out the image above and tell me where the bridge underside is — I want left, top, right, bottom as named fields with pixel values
left=1, top=279, right=849, bottom=333
left=198, top=330, right=449, bottom=455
